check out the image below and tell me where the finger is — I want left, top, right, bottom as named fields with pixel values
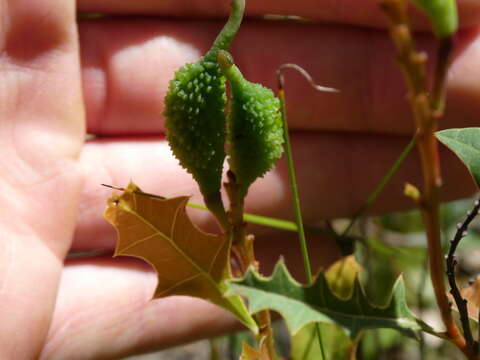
left=0, top=0, right=85, bottom=357
left=73, top=133, right=475, bottom=251
left=77, top=0, right=480, bottom=31
left=79, top=19, right=480, bottom=136
left=41, top=257, right=240, bottom=359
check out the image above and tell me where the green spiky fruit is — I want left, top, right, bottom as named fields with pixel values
left=164, top=0, right=245, bottom=198
left=218, top=51, right=284, bottom=197
left=164, top=61, right=226, bottom=197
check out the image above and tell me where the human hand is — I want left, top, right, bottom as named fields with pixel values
left=1, top=0, right=480, bottom=358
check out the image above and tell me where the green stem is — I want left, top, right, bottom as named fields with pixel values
left=431, top=37, right=453, bottom=113
left=224, top=171, right=277, bottom=360
left=204, top=0, right=245, bottom=62
left=278, top=91, right=312, bottom=283
left=204, top=192, right=230, bottom=232
left=278, top=84, right=326, bottom=359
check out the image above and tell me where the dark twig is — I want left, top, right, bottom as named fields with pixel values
left=446, top=198, right=480, bottom=353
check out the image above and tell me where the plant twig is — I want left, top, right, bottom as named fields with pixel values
left=224, top=171, right=277, bottom=359
left=416, top=254, right=429, bottom=358
left=380, top=0, right=465, bottom=350
left=340, top=137, right=416, bottom=242
left=446, top=198, right=480, bottom=354
left=277, top=64, right=338, bottom=360
left=276, top=63, right=337, bottom=283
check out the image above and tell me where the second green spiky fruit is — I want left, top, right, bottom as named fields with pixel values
left=218, top=51, right=284, bottom=197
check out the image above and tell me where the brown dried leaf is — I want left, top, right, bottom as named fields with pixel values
left=457, top=276, right=480, bottom=320
left=104, top=182, right=257, bottom=332
left=239, top=337, right=270, bottom=360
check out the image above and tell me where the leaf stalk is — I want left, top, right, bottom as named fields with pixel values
left=446, top=198, right=480, bottom=356
left=276, top=66, right=329, bottom=359
left=380, top=0, right=467, bottom=354
left=224, top=170, right=277, bottom=359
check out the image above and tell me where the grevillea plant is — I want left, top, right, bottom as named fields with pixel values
left=104, top=0, right=480, bottom=359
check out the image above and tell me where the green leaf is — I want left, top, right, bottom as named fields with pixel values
left=228, top=260, right=434, bottom=339
left=291, top=256, right=358, bottom=360
left=104, top=182, right=257, bottom=333
left=411, top=0, right=458, bottom=38
left=436, top=128, right=480, bottom=188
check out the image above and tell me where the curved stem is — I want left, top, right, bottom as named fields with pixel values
left=204, top=0, right=245, bottom=62
left=204, top=192, right=230, bottom=232
left=277, top=67, right=330, bottom=359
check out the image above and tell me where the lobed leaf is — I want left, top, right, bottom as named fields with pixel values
left=104, top=182, right=257, bottom=332
left=228, top=260, right=434, bottom=339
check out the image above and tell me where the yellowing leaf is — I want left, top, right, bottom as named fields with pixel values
left=325, top=255, right=361, bottom=299
left=291, top=256, right=360, bottom=360
left=104, top=182, right=257, bottom=332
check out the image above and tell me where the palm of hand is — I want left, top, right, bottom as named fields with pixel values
left=0, top=1, right=85, bottom=356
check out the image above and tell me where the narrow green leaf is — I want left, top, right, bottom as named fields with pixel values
left=436, top=128, right=480, bottom=188
left=411, top=0, right=458, bottom=38
left=228, top=260, right=436, bottom=339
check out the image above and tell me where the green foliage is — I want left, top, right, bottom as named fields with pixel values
left=291, top=256, right=359, bottom=360
left=381, top=197, right=480, bottom=235
left=163, top=0, right=245, bottom=198
left=218, top=51, right=284, bottom=197
left=410, top=0, right=458, bottom=38
left=436, top=128, right=480, bottom=188
left=228, top=260, right=433, bottom=339
left=380, top=209, right=425, bottom=234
